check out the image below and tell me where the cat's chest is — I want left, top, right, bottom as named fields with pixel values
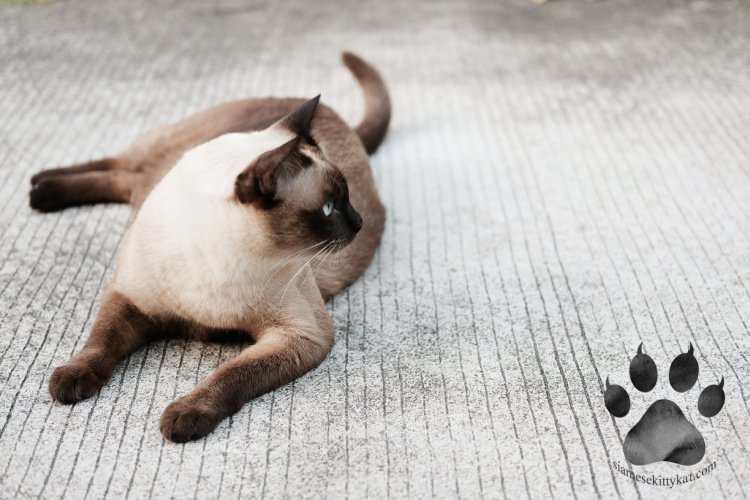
left=115, top=225, right=269, bottom=328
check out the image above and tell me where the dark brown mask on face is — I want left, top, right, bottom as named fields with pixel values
left=234, top=96, right=363, bottom=251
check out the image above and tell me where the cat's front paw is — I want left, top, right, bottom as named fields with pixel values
left=49, top=362, right=108, bottom=403
left=160, top=396, right=223, bottom=443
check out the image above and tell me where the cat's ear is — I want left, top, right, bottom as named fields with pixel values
left=235, top=136, right=301, bottom=206
left=276, top=95, right=321, bottom=138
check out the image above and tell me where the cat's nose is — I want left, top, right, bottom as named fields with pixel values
left=346, top=205, right=363, bottom=232
left=351, top=214, right=362, bottom=232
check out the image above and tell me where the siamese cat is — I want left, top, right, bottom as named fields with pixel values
left=29, top=52, right=389, bottom=442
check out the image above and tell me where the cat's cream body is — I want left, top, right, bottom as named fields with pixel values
left=115, top=129, right=292, bottom=327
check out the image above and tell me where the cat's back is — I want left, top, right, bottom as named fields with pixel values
left=127, top=98, right=356, bottom=183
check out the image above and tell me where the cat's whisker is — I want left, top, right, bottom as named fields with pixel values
left=336, top=129, right=357, bottom=167
left=315, top=244, right=337, bottom=274
left=314, top=250, right=335, bottom=284
left=307, top=243, right=338, bottom=290
left=339, top=143, right=355, bottom=170
left=333, top=241, right=345, bottom=266
left=272, top=240, right=328, bottom=273
left=300, top=244, right=336, bottom=291
left=274, top=243, right=334, bottom=322
left=278, top=241, right=331, bottom=305
left=262, top=240, right=328, bottom=293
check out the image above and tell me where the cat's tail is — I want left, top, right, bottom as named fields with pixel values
left=342, top=52, right=391, bottom=155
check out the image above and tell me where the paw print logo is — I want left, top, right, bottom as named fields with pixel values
left=604, top=343, right=725, bottom=466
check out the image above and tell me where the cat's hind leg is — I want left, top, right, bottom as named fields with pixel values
left=30, top=157, right=117, bottom=185
left=49, top=290, right=156, bottom=403
left=30, top=169, right=138, bottom=212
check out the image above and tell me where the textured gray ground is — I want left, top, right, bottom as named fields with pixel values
left=1, top=0, right=750, bottom=498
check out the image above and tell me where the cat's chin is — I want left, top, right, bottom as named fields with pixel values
left=333, top=238, right=350, bottom=246
left=335, top=234, right=358, bottom=245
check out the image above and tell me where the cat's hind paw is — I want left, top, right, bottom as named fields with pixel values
left=30, top=177, right=68, bottom=212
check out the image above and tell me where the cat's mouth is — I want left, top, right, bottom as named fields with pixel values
left=332, top=236, right=355, bottom=247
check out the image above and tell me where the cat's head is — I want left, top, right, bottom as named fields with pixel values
left=233, top=96, right=362, bottom=252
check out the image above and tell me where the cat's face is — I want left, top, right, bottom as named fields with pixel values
left=262, top=145, right=362, bottom=249
left=234, top=96, right=362, bottom=252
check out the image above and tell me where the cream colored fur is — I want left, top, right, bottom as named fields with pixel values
left=113, top=126, right=315, bottom=329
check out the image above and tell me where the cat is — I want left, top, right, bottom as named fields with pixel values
left=29, top=52, right=390, bottom=442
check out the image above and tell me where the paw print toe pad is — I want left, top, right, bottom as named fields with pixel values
left=669, top=342, right=699, bottom=392
left=698, top=377, right=725, bottom=418
left=604, top=377, right=630, bottom=418
left=629, top=343, right=657, bottom=392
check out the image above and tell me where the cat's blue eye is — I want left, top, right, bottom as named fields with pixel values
left=323, top=201, right=334, bottom=217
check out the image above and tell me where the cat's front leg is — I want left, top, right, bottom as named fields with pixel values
left=49, top=290, right=155, bottom=403
left=160, top=313, right=335, bottom=442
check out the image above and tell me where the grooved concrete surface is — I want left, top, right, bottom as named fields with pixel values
left=2, top=0, right=750, bottom=498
